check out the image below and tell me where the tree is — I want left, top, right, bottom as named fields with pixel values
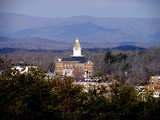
left=0, top=69, right=59, bottom=119
left=1, top=57, right=160, bottom=120
left=104, top=51, right=116, bottom=75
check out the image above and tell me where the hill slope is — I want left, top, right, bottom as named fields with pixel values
left=0, top=12, right=160, bottom=49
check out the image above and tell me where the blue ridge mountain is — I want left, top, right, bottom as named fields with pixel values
left=0, top=12, right=160, bottom=49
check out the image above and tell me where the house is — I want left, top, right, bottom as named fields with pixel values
left=11, top=61, right=37, bottom=75
left=54, top=38, right=93, bottom=78
left=72, top=78, right=117, bottom=98
left=143, top=76, right=160, bottom=98
left=143, top=76, right=160, bottom=91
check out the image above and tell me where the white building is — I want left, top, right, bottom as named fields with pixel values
left=11, top=62, right=37, bottom=75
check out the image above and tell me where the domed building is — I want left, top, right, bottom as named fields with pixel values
left=54, top=38, right=93, bottom=78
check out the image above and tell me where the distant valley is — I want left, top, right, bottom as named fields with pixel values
left=0, top=12, right=160, bottom=50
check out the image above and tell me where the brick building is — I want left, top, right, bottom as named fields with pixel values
left=54, top=38, right=93, bottom=78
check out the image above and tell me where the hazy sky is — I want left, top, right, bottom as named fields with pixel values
left=0, top=0, right=160, bottom=18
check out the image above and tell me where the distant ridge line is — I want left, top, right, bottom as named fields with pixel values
left=0, top=45, right=146, bottom=54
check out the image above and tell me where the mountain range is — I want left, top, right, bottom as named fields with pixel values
left=0, top=12, right=160, bottom=50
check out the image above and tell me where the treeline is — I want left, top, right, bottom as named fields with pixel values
left=0, top=67, right=160, bottom=120
left=103, top=48, right=160, bottom=85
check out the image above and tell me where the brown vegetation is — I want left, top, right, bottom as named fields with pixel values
left=1, top=48, right=160, bottom=84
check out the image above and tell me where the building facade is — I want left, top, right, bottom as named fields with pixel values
left=11, top=61, right=37, bottom=75
left=54, top=38, right=93, bottom=78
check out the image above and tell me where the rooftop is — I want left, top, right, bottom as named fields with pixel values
left=60, top=56, right=87, bottom=63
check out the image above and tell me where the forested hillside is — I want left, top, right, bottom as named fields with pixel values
left=1, top=48, right=160, bottom=84
left=0, top=12, right=160, bottom=49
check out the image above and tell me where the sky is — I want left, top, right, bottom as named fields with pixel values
left=0, top=0, right=160, bottom=18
